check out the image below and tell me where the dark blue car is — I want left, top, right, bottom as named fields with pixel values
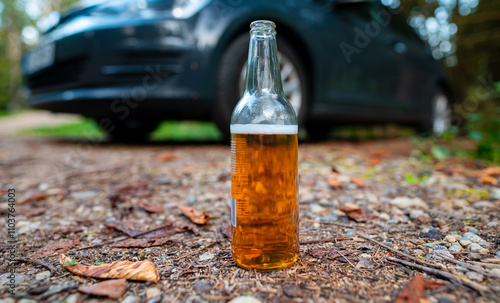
left=22, top=0, right=454, bottom=140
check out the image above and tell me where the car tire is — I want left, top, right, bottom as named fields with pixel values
left=213, top=34, right=309, bottom=140
left=420, top=89, right=452, bottom=136
left=96, top=118, right=160, bottom=142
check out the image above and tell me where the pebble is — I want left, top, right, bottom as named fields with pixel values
left=344, top=228, right=356, bottom=237
left=0, top=299, right=16, bottom=303
left=444, top=235, right=456, bottom=243
left=317, top=214, right=338, bottom=222
left=467, top=253, right=482, bottom=261
left=71, top=191, right=97, bottom=199
left=199, top=252, right=215, bottom=261
left=455, top=265, right=467, bottom=272
left=488, top=222, right=499, bottom=227
left=192, top=280, right=211, bottom=292
left=463, top=232, right=485, bottom=243
left=436, top=219, right=446, bottom=227
left=378, top=213, right=390, bottom=221
left=467, top=227, right=479, bottom=234
left=478, top=241, right=489, bottom=248
left=472, top=201, right=494, bottom=209
left=310, top=204, right=326, bottom=214
left=145, top=288, right=161, bottom=299
left=228, top=296, right=262, bottom=303
left=450, top=231, right=459, bottom=236
left=432, top=245, right=448, bottom=251
left=466, top=271, right=484, bottom=282
left=35, top=271, right=51, bottom=280
left=65, top=294, right=81, bottom=303
left=496, top=252, right=500, bottom=258
left=491, top=188, right=500, bottom=200
left=468, top=243, right=488, bottom=254
left=448, top=243, right=463, bottom=253
left=491, top=268, right=500, bottom=278
left=422, top=241, right=446, bottom=248
left=459, top=239, right=472, bottom=247
left=436, top=294, right=456, bottom=303
left=390, top=196, right=428, bottom=209
left=18, top=300, right=37, bottom=303
left=147, top=299, right=161, bottom=303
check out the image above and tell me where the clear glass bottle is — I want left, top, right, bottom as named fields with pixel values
left=230, top=20, right=299, bottom=270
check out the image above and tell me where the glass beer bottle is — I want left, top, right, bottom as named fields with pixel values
left=230, top=20, right=299, bottom=270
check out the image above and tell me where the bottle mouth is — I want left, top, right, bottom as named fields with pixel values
left=250, top=20, right=276, bottom=34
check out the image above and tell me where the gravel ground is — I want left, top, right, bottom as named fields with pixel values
left=0, top=136, right=499, bottom=303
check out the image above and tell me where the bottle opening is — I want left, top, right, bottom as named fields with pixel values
left=250, top=20, right=276, bottom=34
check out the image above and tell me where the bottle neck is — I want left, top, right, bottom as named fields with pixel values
left=244, top=31, right=284, bottom=95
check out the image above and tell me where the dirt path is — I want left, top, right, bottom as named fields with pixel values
left=0, top=136, right=498, bottom=302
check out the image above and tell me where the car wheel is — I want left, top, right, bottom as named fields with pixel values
left=421, top=90, right=452, bottom=136
left=96, top=118, right=160, bottom=142
left=213, top=34, right=309, bottom=140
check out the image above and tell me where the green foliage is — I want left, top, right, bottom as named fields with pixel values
left=404, top=173, right=430, bottom=185
left=94, top=258, right=105, bottom=265
left=64, top=259, right=78, bottom=266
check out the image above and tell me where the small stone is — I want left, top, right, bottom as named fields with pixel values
left=18, top=300, right=37, bottom=303
left=467, top=227, right=479, bottom=234
left=459, top=239, right=472, bottom=247
left=71, top=191, right=97, bottom=199
left=145, top=288, right=161, bottom=299
left=492, top=188, right=500, bottom=200
left=121, top=296, right=139, bottom=303
left=468, top=243, right=488, bottom=253
left=496, top=252, right=500, bottom=258
left=455, top=265, right=467, bottom=272
left=444, top=235, right=456, bottom=243
left=436, top=219, right=446, bottom=227
left=317, top=214, right=338, bottom=222
left=487, top=222, right=499, bottom=227
left=491, top=268, right=500, bottom=278
left=467, top=253, right=482, bottom=261
left=472, top=201, right=494, bottom=209
left=433, top=245, right=448, bottom=251
left=344, top=228, right=355, bottom=237
left=436, top=294, right=456, bottom=303
left=65, top=294, right=81, bottom=303
left=388, top=219, right=400, bottom=224
left=147, top=299, right=161, bottom=303
left=463, top=232, right=485, bottom=243
left=478, top=241, right=489, bottom=248
left=228, top=296, right=262, bottom=303
left=432, top=250, right=454, bottom=260
left=450, top=231, right=458, bottom=236
left=35, top=271, right=51, bottom=280
left=283, top=285, right=303, bottom=297
left=378, top=213, right=390, bottom=221
left=310, top=204, right=326, bottom=214
left=413, top=213, right=432, bottom=225
left=448, top=243, right=463, bottom=253
left=466, top=271, right=484, bottom=282
left=0, top=298, right=16, bottom=303
left=192, top=280, right=211, bottom=293
left=390, top=197, right=428, bottom=209
left=422, top=241, right=447, bottom=248
left=199, top=252, right=215, bottom=261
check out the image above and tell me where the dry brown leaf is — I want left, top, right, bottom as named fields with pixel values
left=110, top=237, right=175, bottom=248
left=21, top=193, right=49, bottom=204
left=30, top=239, right=80, bottom=259
left=77, top=279, right=127, bottom=299
left=481, top=175, right=498, bottom=185
left=59, top=253, right=160, bottom=282
left=138, top=201, right=164, bottom=213
left=157, top=152, right=177, bottom=162
left=221, top=223, right=232, bottom=240
left=109, top=183, right=155, bottom=207
left=394, top=275, right=444, bottom=303
left=18, top=207, right=46, bottom=218
left=326, top=172, right=342, bottom=189
left=338, top=206, right=378, bottom=223
left=178, top=205, right=212, bottom=225
left=309, top=248, right=355, bottom=260
left=350, top=176, right=365, bottom=187
left=481, top=166, right=500, bottom=176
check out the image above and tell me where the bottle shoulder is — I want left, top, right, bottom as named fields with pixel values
left=230, top=93, right=298, bottom=126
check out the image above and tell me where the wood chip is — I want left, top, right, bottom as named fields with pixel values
left=59, top=253, right=160, bottom=282
left=31, top=239, right=80, bottom=259
left=78, top=278, right=127, bottom=299
left=326, top=172, right=342, bottom=189
left=138, top=201, right=164, bottom=213
left=178, top=205, right=212, bottom=225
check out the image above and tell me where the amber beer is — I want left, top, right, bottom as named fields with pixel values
left=231, top=124, right=299, bottom=270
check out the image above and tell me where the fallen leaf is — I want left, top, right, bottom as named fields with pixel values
left=480, top=175, right=498, bottom=185
left=59, top=253, right=160, bottom=282
left=394, top=275, right=444, bottom=303
left=419, top=230, right=445, bottom=240
left=138, top=202, right=164, bottom=213
left=338, top=206, right=378, bottom=223
left=21, top=193, right=48, bottom=204
left=18, top=207, right=46, bottom=218
left=78, top=279, right=127, bottom=299
left=178, top=205, right=212, bottom=225
left=350, top=177, right=365, bottom=187
left=157, top=152, right=177, bottom=162
left=110, top=238, right=175, bottom=248
left=308, top=248, right=355, bottom=260
left=326, top=172, right=342, bottom=189
left=113, top=221, right=199, bottom=238
left=221, top=223, right=232, bottom=240
left=480, top=166, right=500, bottom=176
left=31, top=239, right=80, bottom=259
left=108, top=183, right=154, bottom=207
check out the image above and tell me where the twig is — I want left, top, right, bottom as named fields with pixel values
left=300, top=237, right=346, bottom=245
left=12, top=258, right=57, bottom=273
left=331, top=247, right=355, bottom=267
left=434, top=251, right=500, bottom=280
left=40, top=284, right=78, bottom=300
left=318, top=221, right=370, bottom=229
left=387, top=256, right=489, bottom=294
left=77, top=224, right=179, bottom=250
left=358, top=234, right=445, bottom=270
left=173, top=241, right=217, bottom=262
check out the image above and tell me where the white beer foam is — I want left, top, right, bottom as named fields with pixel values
left=230, top=124, right=298, bottom=135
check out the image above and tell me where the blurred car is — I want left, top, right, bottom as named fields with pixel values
left=22, top=0, right=454, bottom=140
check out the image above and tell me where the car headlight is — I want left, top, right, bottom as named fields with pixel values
left=90, top=0, right=211, bottom=19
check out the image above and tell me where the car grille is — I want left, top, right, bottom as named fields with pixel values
left=28, top=56, right=88, bottom=94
